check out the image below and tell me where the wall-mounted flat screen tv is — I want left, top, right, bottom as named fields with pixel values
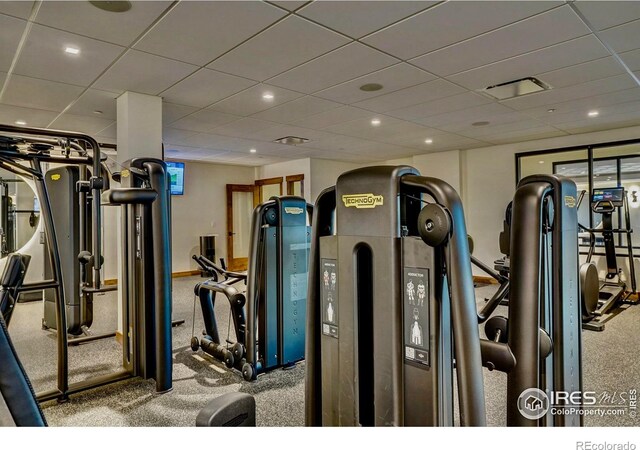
left=166, top=161, right=185, bottom=196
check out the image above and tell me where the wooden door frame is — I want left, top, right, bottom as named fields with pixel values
left=286, top=174, right=304, bottom=196
left=226, top=184, right=255, bottom=271
left=254, top=176, right=283, bottom=206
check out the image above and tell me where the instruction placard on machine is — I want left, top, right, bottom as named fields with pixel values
left=403, top=267, right=430, bottom=366
left=321, top=259, right=338, bottom=338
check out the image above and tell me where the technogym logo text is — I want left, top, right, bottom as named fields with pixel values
left=342, top=193, right=384, bottom=209
left=517, top=388, right=638, bottom=419
left=284, top=207, right=304, bottom=215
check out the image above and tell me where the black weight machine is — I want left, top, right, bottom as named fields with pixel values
left=0, top=124, right=173, bottom=401
left=578, top=187, right=637, bottom=331
left=305, top=167, right=583, bottom=426
left=191, top=196, right=311, bottom=381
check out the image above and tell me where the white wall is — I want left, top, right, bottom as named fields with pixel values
left=386, top=150, right=462, bottom=193
left=170, top=161, right=255, bottom=273
left=309, top=159, right=363, bottom=202
left=255, top=158, right=311, bottom=201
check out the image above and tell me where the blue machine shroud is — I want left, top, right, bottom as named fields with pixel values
left=263, top=197, right=310, bottom=369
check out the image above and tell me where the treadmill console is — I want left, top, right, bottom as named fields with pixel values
left=591, top=187, right=624, bottom=213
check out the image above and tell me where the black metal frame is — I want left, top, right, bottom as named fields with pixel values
left=0, top=125, right=173, bottom=401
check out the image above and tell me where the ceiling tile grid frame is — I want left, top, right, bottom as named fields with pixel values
left=0, top=2, right=639, bottom=165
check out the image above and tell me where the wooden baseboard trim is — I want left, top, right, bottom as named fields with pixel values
left=115, top=331, right=122, bottom=345
left=474, top=275, right=499, bottom=285
left=103, top=270, right=201, bottom=286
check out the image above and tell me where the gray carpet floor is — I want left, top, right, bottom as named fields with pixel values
left=7, top=277, right=640, bottom=426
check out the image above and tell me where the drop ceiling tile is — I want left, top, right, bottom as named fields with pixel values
left=298, top=1, right=433, bottom=39
left=134, top=1, right=286, bottom=66
left=96, top=122, right=116, bottom=139
left=299, top=135, right=373, bottom=152
left=66, top=89, right=119, bottom=120
left=0, top=2, right=33, bottom=18
left=246, top=124, right=334, bottom=143
left=555, top=112, right=640, bottom=135
left=354, top=79, right=466, bottom=113
left=395, top=133, right=485, bottom=151
left=162, top=102, right=199, bottom=125
left=2, top=74, right=84, bottom=111
left=574, top=1, right=640, bottom=31
left=538, top=100, right=640, bottom=125
left=620, top=49, right=640, bottom=72
left=448, top=35, right=611, bottom=90
left=599, top=19, right=640, bottom=53
left=455, top=119, right=550, bottom=139
left=0, top=14, right=27, bottom=72
left=0, top=104, right=58, bottom=128
left=163, top=127, right=198, bottom=145
left=482, top=127, right=567, bottom=144
left=520, top=87, right=640, bottom=118
left=93, top=49, right=197, bottom=95
left=305, top=147, right=383, bottom=162
left=323, top=115, right=411, bottom=140
left=388, top=92, right=493, bottom=121
left=49, top=113, right=115, bottom=135
left=314, top=63, right=435, bottom=104
left=181, top=132, right=241, bottom=150
left=161, top=68, right=255, bottom=108
left=292, top=105, right=373, bottom=129
left=14, top=24, right=124, bottom=87
left=208, top=16, right=349, bottom=81
left=411, top=6, right=589, bottom=76
left=501, top=74, right=637, bottom=110
left=210, top=118, right=279, bottom=139
left=411, top=103, right=515, bottom=129
left=171, top=109, right=239, bottom=133
left=209, top=84, right=303, bottom=116
left=362, top=1, right=560, bottom=60
left=270, top=1, right=309, bottom=12
left=268, top=42, right=397, bottom=94
left=35, top=1, right=171, bottom=46
left=252, top=96, right=341, bottom=124
left=537, top=56, right=625, bottom=88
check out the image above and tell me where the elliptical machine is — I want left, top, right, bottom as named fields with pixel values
left=579, top=187, right=637, bottom=331
left=191, top=196, right=311, bottom=381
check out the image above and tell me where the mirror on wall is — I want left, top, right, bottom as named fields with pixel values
left=0, top=168, right=40, bottom=257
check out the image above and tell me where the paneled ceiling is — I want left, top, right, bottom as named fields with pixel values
left=1, top=1, right=639, bottom=166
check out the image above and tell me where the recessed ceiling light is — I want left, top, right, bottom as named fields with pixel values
left=93, top=110, right=103, bottom=115
left=359, top=83, right=383, bottom=92
left=371, top=118, right=381, bottom=126
left=262, top=92, right=274, bottom=101
left=547, top=108, right=556, bottom=113
left=15, top=120, right=26, bottom=126
left=424, top=138, right=433, bottom=144
left=89, top=1, right=132, bottom=12
left=538, top=160, right=544, bottom=164
left=250, top=148, right=257, bottom=153
left=65, top=47, right=80, bottom=55
left=588, top=110, right=599, bottom=117
left=472, top=121, right=490, bottom=127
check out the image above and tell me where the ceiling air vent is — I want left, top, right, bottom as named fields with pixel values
left=482, top=77, right=550, bottom=100
left=273, top=136, right=310, bottom=145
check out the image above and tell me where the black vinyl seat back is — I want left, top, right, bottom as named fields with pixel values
left=0, top=254, right=31, bottom=327
left=0, top=314, right=46, bottom=426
